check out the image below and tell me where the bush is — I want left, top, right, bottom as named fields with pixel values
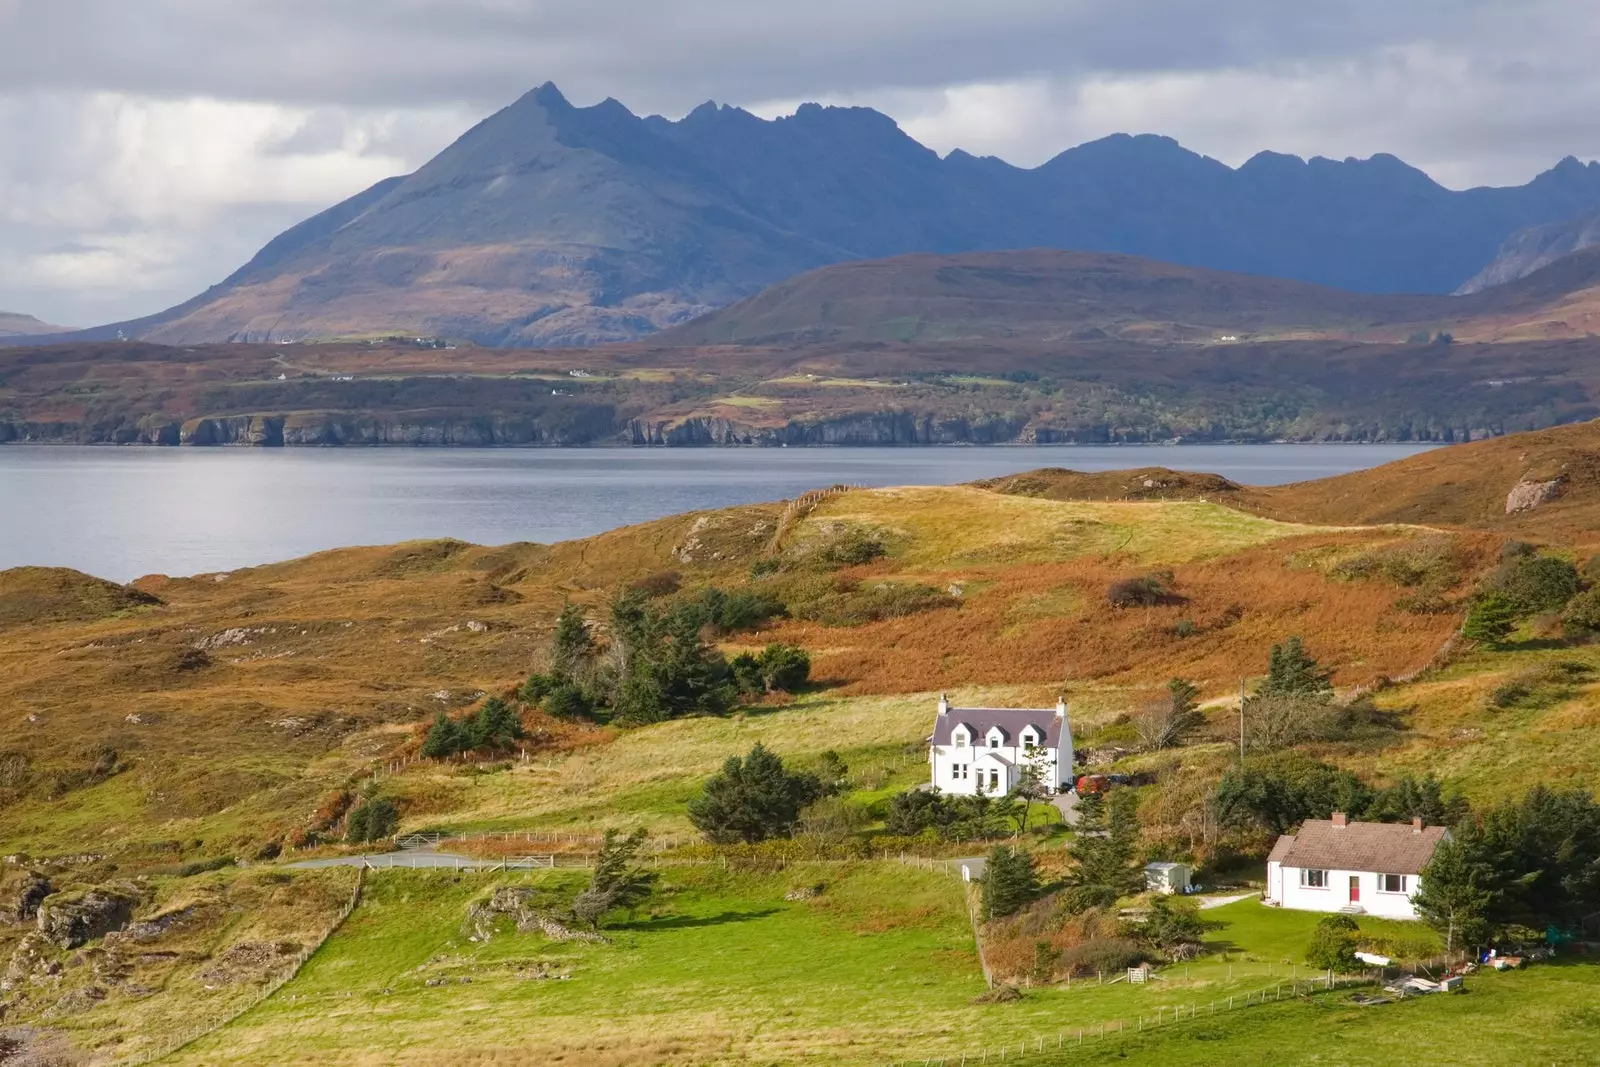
left=628, top=571, right=681, bottom=598
left=1259, top=636, right=1332, bottom=697
left=1486, top=555, right=1581, bottom=614
left=1563, top=587, right=1600, bottom=634
left=818, top=526, right=887, bottom=567
left=757, top=643, right=810, bottom=692
left=789, top=579, right=955, bottom=626
left=1305, top=914, right=1360, bottom=972
left=1107, top=571, right=1177, bottom=608
left=1058, top=938, right=1148, bottom=977
left=729, top=653, right=766, bottom=696
left=1332, top=537, right=1461, bottom=590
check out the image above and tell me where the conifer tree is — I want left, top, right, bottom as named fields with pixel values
left=687, top=743, right=823, bottom=844
left=981, top=845, right=1039, bottom=919
left=1463, top=592, right=1517, bottom=645
left=421, top=711, right=465, bottom=759
left=1259, top=636, right=1333, bottom=697
left=570, top=828, right=656, bottom=929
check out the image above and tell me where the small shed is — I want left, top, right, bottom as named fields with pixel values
left=1144, top=861, right=1191, bottom=895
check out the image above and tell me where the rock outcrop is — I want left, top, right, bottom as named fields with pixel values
left=34, top=887, right=138, bottom=949
left=1505, top=477, right=1563, bottom=514
left=0, top=871, right=50, bottom=925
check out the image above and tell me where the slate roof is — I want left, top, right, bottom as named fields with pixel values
left=1275, top=820, right=1448, bottom=876
left=931, top=707, right=1065, bottom=748
left=1267, top=834, right=1295, bottom=864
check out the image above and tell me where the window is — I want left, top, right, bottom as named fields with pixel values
left=1299, top=869, right=1328, bottom=889
left=1379, top=874, right=1407, bottom=894
left=952, top=764, right=968, bottom=781
left=953, top=730, right=968, bottom=747
left=988, top=768, right=1000, bottom=790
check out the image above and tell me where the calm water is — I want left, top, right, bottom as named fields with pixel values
left=0, top=445, right=1438, bottom=581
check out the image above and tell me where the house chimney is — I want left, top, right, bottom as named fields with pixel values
left=937, top=693, right=950, bottom=716
left=1412, top=816, right=1424, bottom=833
left=1055, top=697, right=1067, bottom=719
left=1331, top=811, right=1347, bottom=829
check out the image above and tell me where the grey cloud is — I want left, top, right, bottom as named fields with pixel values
left=4, top=0, right=1600, bottom=324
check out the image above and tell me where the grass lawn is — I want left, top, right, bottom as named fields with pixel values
left=157, top=865, right=1572, bottom=1067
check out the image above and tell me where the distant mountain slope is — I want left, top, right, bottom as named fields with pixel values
left=34, top=85, right=1600, bottom=348
left=656, top=250, right=1451, bottom=346
left=658, top=247, right=1600, bottom=347
left=1457, top=208, right=1600, bottom=293
left=0, top=312, right=69, bottom=338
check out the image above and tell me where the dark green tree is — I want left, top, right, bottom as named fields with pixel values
left=421, top=712, right=466, bottom=759
left=757, top=643, right=811, bottom=692
left=550, top=602, right=595, bottom=682
left=1413, top=837, right=1495, bottom=953
left=729, top=652, right=766, bottom=696
left=1463, top=592, right=1517, bottom=644
left=686, top=744, right=823, bottom=844
left=1488, top=555, right=1581, bottom=614
left=1065, top=789, right=1142, bottom=909
left=1136, top=896, right=1218, bottom=954
left=1259, top=636, right=1333, bottom=698
left=981, top=845, right=1039, bottom=920
left=345, top=797, right=399, bottom=843
left=1305, top=914, right=1360, bottom=973
left=1213, top=753, right=1375, bottom=835
left=543, top=683, right=593, bottom=721
left=570, top=828, right=657, bottom=929
left=467, top=696, right=523, bottom=749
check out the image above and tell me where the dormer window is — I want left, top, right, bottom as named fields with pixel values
left=987, top=728, right=1004, bottom=749
left=952, top=728, right=969, bottom=748
left=1020, top=727, right=1040, bottom=749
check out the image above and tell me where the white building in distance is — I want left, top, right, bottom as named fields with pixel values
left=928, top=695, right=1073, bottom=796
left=1265, top=812, right=1449, bottom=920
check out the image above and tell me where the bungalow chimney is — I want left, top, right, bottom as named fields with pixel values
left=1331, top=811, right=1347, bottom=829
left=937, top=693, right=950, bottom=716
left=1412, top=816, right=1424, bottom=833
left=1055, top=697, right=1067, bottom=719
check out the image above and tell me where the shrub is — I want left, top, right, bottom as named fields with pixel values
left=1306, top=914, right=1361, bottom=972
left=789, top=579, right=955, bottom=626
left=1501, top=540, right=1538, bottom=562
left=1242, top=693, right=1349, bottom=751
left=1332, top=537, right=1461, bottom=590
left=628, top=571, right=681, bottom=598
left=1486, top=555, right=1581, bottom=614
left=1131, top=678, right=1204, bottom=751
left=1172, top=618, right=1199, bottom=638
left=1058, top=938, right=1148, bottom=977
left=1107, top=571, right=1177, bottom=608
left=178, top=856, right=236, bottom=877
left=757, top=643, right=810, bottom=692
left=818, top=526, right=887, bottom=567
left=676, top=586, right=785, bottom=634
left=729, top=653, right=766, bottom=696
left=1563, top=587, right=1600, bottom=634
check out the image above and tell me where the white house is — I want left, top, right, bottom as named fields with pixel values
left=1264, top=812, right=1449, bottom=921
left=928, top=695, right=1073, bottom=797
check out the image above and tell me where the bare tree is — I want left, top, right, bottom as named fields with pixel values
left=1244, top=693, right=1348, bottom=752
left=1132, top=678, right=1205, bottom=751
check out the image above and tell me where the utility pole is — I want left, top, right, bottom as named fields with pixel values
left=1238, top=677, right=1247, bottom=763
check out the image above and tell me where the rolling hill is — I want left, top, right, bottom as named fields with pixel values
left=0, top=311, right=68, bottom=339
left=4, top=423, right=1600, bottom=1064
left=20, top=85, right=1600, bottom=348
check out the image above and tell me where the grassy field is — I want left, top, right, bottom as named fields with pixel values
left=152, top=866, right=1590, bottom=1067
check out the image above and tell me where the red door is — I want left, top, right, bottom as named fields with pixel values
left=1348, top=876, right=1361, bottom=903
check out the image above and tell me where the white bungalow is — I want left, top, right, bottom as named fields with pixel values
left=1265, top=812, right=1449, bottom=921
left=928, top=695, right=1073, bottom=797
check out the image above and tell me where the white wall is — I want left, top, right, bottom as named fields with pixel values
left=1272, top=865, right=1422, bottom=920
left=929, top=744, right=1062, bottom=796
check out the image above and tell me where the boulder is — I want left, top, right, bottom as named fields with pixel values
left=1505, top=477, right=1563, bottom=514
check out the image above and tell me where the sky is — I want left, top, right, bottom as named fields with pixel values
left=3, top=0, right=1600, bottom=327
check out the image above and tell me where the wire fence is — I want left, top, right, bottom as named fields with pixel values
left=117, top=866, right=366, bottom=1066
left=885, top=974, right=1370, bottom=1066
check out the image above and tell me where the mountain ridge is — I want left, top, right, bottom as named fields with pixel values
left=20, top=84, right=1600, bottom=348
